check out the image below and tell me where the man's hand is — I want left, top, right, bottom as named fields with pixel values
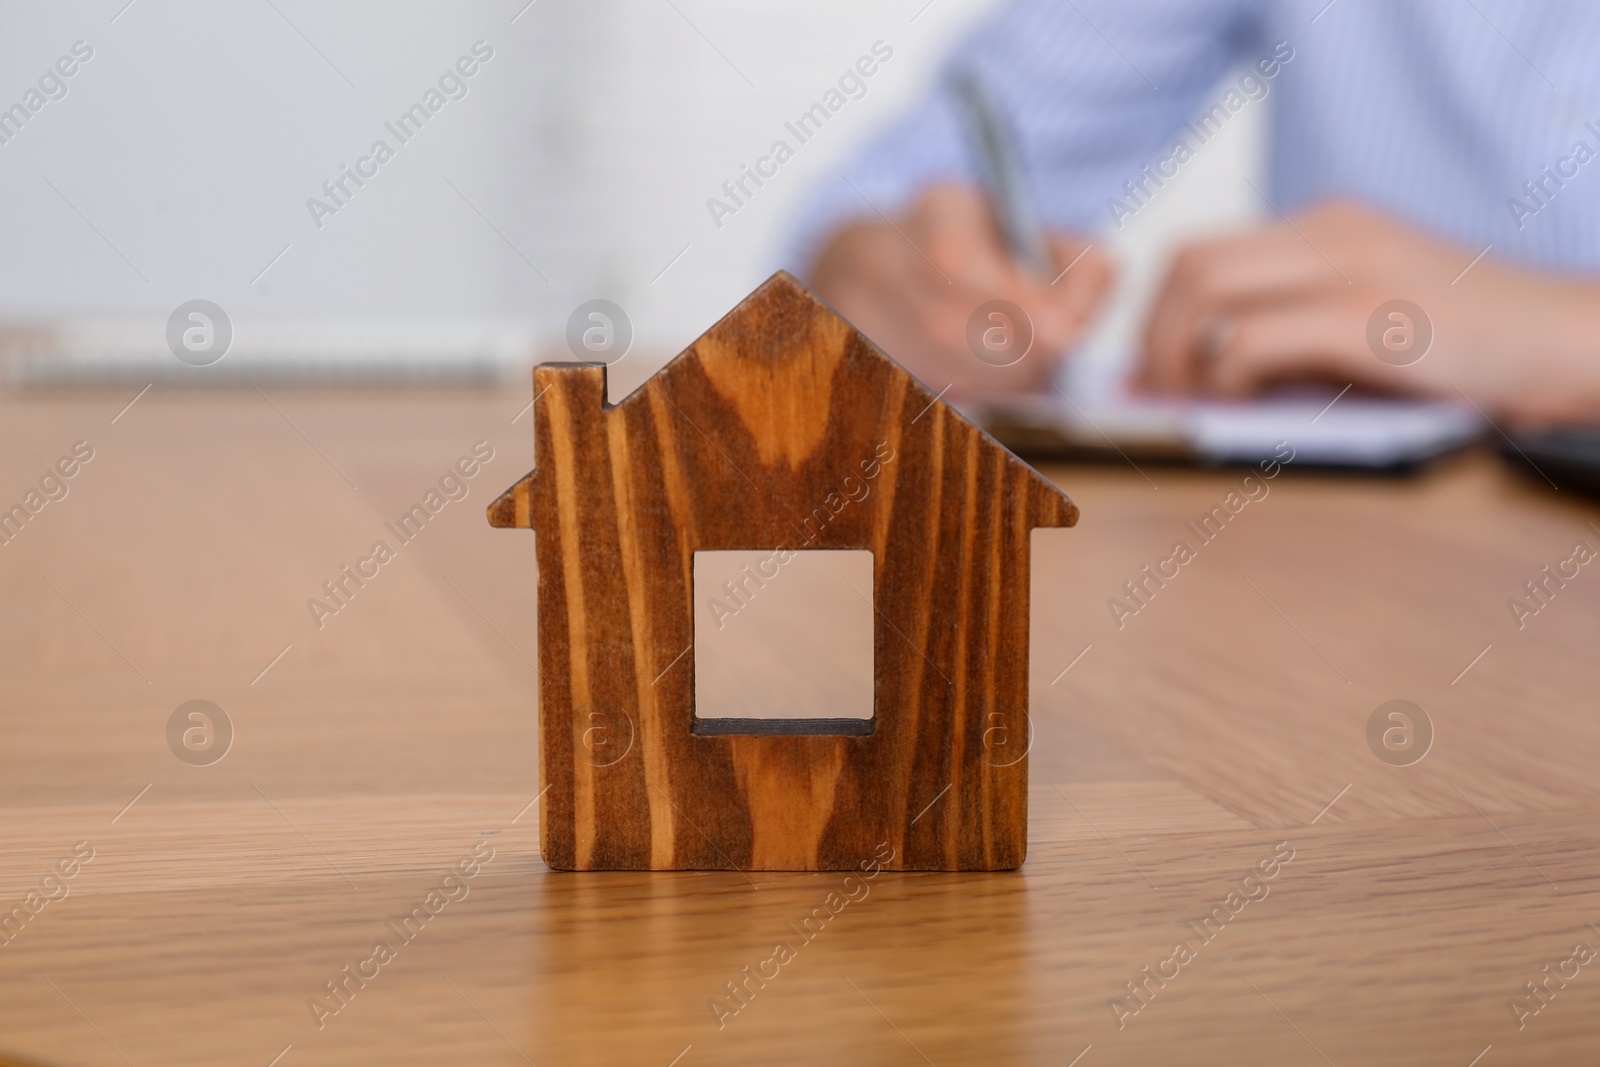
left=808, top=184, right=1113, bottom=398
left=1137, top=201, right=1600, bottom=424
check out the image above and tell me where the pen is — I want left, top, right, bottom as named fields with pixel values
left=952, top=69, right=1053, bottom=277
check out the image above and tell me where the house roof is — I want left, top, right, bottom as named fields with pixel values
left=489, top=270, right=1076, bottom=529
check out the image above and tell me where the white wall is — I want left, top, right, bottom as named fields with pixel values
left=0, top=0, right=529, bottom=317
left=0, top=0, right=1260, bottom=381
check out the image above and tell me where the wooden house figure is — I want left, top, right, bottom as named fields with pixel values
left=488, top=272, right=1077, bottom=871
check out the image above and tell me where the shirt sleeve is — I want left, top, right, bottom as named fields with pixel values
left=784, top=0, right=1266, bottom=273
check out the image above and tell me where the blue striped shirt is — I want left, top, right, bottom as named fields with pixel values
left=791, top=0, right=1600, bottom=274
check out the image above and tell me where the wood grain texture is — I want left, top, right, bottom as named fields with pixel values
left=490, top=272, right=1077, bottom=871
left=6, top=389, right=1600, bottom=1066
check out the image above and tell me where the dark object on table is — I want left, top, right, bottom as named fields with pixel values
left=1501, top=427, right=1600, bottom=497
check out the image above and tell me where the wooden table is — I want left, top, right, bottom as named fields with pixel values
left=2, top=387, right=1598, bottom=1066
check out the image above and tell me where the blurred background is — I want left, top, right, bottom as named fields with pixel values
left=0, top=0, right=1260, bottom=394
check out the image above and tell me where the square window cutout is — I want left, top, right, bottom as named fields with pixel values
left=692, top=549, right=874, bottom=735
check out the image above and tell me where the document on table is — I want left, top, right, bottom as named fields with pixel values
left=970, top=390, right=1485, bottom=469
